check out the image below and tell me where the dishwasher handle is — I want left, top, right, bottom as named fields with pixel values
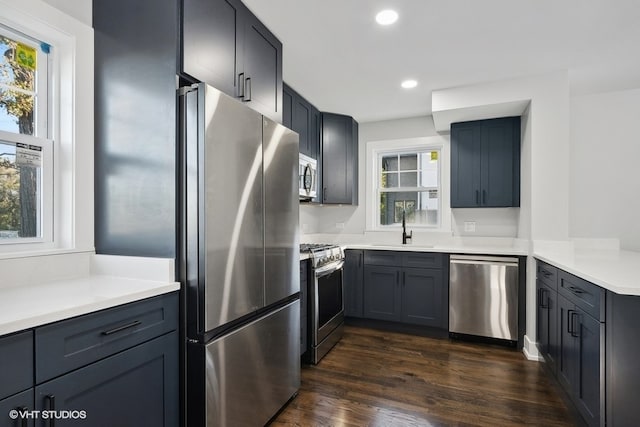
left=450, top=258, right=519, bottom=268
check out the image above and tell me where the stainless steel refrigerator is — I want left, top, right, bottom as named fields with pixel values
left=179, top=83, right=300, bottom=426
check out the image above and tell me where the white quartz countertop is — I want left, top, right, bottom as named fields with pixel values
left=299, top=241, right=527, bottom=261
left=344, top=243, right=527, bottom=256
left=0, top=276, right=179, bottom=336
left=534, top=246, right=640, bottom=296
left=0, top=254, right=180, bottom=336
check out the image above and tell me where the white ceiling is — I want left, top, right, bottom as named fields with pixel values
left=242, top=0, right=640, bottom=123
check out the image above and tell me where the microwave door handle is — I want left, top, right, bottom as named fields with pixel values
left=304, top=164, right=312, bottom=192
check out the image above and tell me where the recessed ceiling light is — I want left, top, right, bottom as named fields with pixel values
left=401, top=80, right=418, bottom=89
left=376, top=9, right=398, bottom=26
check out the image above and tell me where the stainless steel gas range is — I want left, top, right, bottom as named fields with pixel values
left=300, top=243, right=345, bottom=364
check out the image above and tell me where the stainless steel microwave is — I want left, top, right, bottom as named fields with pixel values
left=299, top=153, right=317, bottom=201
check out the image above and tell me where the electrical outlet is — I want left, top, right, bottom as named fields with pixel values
left=335, top=222, right=345, bottom=229
left=464, top=221, right=476, bottom=233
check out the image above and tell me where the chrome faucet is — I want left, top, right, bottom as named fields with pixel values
left=402, top=210, right=412, bottom=244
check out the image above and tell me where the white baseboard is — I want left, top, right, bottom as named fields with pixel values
left=522, top=334, right=544, bottom=361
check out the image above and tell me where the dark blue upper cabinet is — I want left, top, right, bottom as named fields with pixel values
left=181, top=0, right=241, bottom=97
left=283, top=83, right=319, bottom=159
left=451, top=117, right=520, bottom=208
left=181, top=0, right=283, bottom=122
left=321, top=112, right=358, bottom=205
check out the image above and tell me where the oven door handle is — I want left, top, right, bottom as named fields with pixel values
left=314, top=260, right=345, bottom=278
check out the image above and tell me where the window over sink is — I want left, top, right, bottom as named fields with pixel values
left=377, top=149, right=441, bottom=228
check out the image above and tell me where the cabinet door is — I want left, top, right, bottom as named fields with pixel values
left=241, top=6, right=283, bottom=123
left=546, top=286, right=559, bottom=374
left=537, top=281, right=559, bottom=374
left=300, top=260, right=308, bottom=356
left=322, top=113, right=357, bottom=204
left=293, top=95, right=312, bottom=157
left=36, top=332, right=178, bottom=427
left=310, top=107, right=321, bottom=202
left=363, top=266, right=401, bottom=322
left=402, top=268, right=444, bottom=328
left=344, top=250, right=364, bottom=318
left=575, top=309, right=601, bottom=427
left=0, top=331, right=33, bottom=400
left=536, top=280, right=550, bottom=357
left=282, top=84, right=293, bottom=129
left=480, top=117, right=519, bottom=207
left=181, top=0, right=242, bottom=97
left=0, top=389, right=34, bottom=427
left=451, top=122, right=482, bottom=207
left=557, top=294, right=577, bottom=393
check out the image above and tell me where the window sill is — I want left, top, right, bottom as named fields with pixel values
left=0, top=248, right=93, bottom=261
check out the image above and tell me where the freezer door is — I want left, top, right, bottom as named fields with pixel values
left=264, top=118, right=300, bottom=305
left=204, top=300, right=300, bottom=426
left=199, top=84, right=265, bottom=331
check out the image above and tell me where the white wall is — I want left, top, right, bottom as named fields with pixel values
left=432, top=71, right=571, bottom=359
left=570, top=88, right=640, bottom=251
left=300, top=115, right=438, bottom=235
left=42, top=0, right=91, bottom=26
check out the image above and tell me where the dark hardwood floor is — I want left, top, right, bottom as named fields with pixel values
left=273, top=325, right=580, bottom=426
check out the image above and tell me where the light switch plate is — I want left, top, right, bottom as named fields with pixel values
left=464, top=221, right=476, bottom=233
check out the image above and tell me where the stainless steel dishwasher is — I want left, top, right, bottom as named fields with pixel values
left=449, top=255, right=519, bottom=342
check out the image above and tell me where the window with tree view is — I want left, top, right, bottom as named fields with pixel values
left=378, top=149, right=440, bottom=227
left=0, top=25, right=50, bottom=241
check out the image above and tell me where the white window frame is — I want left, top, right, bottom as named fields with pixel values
left=0, top=23, right=53, bottom=246
left=0, top=1, right=95, bottom=256
left=376, top=148, right=441, bottom=228
left=0, top=22, right=49, bottom=138
left=366, top=135, right=452, bottom=233
left=0, top=131, right=54, bottom=244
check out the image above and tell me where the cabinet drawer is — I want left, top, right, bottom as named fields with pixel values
left=0, top=331, right=33, bottom=400
left=364, top=250, right=402, bottom=266
left=402, top=252, right=443, bottom=269
left=558, top=271, right=604, bottom=321
left=35, top=292, right=178, bottom=383
left=0, top=389, right=34, bottom=427
left=537, top=260, right=558, bottom=290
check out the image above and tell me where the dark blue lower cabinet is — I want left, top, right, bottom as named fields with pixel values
left=402, top=268, right=444, bottom=328
left=0, top=389, right=34, bottom=427
left=35, top=331, right=178, bottom=427
left=557, top=293, right=601, bottom=427
left=363, top=265, right=402, bottom=322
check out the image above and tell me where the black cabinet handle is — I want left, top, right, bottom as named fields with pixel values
left=244, top=77, right=252, bottom=102
left=46, top=395, right=55, bottom=427
left=567, top=310, right=574, bottom=335
left=482, top=190, right=487, bottom=204
left=101, top=320, right=141, bottom=336
left=237, top=73, right=245, bottom=98
left=323, top=188, right=327, bottom=201
left=539, top=289, right=548, bottom=309
left=568, top=286, right=585, bottom=295
left=402, top=271, right=406, bottom=286
left=542, top=271, right=552, bottom=278
left=570, top=311, right=580, bottom=337
left=475, top=190, right=479, bottom=204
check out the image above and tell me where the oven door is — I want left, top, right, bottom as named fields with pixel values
left=313, top=260, right=344, bottom=345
